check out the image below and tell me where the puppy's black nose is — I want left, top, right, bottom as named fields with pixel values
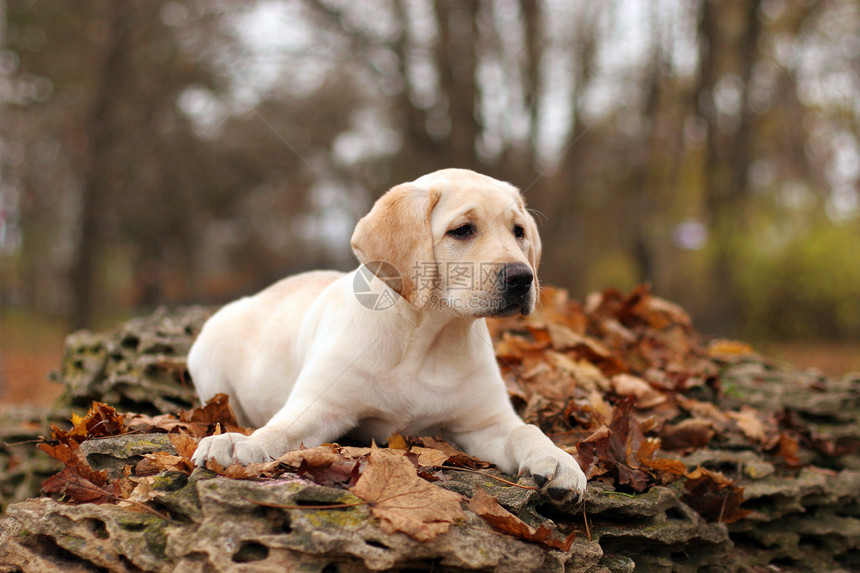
left=503, top=263, right=533, bottom=296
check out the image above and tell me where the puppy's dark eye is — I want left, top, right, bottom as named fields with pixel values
left=447, top=224, right=475, bottom=239
left=514, top=225, right=525, bottom=239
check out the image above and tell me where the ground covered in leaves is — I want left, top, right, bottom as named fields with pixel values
left=2, top=287, right=860, bottom=572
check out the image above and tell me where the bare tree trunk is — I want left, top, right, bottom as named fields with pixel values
left=630, top=5, right=665, bottom=286
left=71, top=2, right=132, bottom=329
left=434, top=0, right=481, bottom=168
left=534, top=4, right=602, bottom=290
left=697, top=0, right=763, bottom=335
left=726, top=0, right=762, bottom=211
left=520, top=0, right=540, bottom=168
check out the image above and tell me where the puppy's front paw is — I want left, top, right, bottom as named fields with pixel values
left=520, top=446, right=587, bottom=504
left=192, top=433, right=272, bottom=467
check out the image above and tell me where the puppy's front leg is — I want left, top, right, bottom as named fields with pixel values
left=449, top=413, right=587, bottom=503
left=192, top=393, right=357, bottom=468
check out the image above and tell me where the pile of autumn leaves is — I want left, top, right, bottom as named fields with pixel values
left=37, top=285, right=802, bottom=547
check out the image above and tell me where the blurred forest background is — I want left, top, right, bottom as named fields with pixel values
left=1, top=0, right=859, bottom=404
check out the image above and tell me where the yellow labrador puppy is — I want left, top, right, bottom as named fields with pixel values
left=189, top=168, right=587, bottom=501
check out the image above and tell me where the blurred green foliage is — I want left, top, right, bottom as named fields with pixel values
left=736, top=223, right=860, bottom=340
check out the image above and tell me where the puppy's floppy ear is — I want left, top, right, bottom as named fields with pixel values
left=351, top=184, right=440, bottom=304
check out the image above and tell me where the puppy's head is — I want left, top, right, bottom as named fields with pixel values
left=351, top=169, right=541, bottom=317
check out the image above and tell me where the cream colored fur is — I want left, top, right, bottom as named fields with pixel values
left=188, top=168, right=587, bottom=501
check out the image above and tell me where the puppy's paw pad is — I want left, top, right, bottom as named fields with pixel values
left=521, top=449, right=587, bottom=504
left=192, top=433, right=271, bottom=468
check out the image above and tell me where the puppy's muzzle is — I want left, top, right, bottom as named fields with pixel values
left=493, top=263, right=533, bottom=316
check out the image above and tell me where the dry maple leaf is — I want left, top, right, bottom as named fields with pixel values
left=468, top=487, right=576, bottom=551
left=43, top=402, right=126, bottom=449
left=179, top=393, right=252, bottom=436
left=349, top=445, right=464, bottom=541
left=169, top=432, right=199, bottom=462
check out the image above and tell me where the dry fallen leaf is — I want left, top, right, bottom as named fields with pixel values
left=387, top=433, right=409, bottom=450
left=409, top=446, right=450, bottom=468
left=706, top=339, right=755, bottom=358
left=276, top=445, right=342, bottom=468
left=660, top=418, right=715, bottom=452
left=727, top=407, right=768, bottom=444
left=168, top=432, right=199, bottom=463
left=41, top=465, right=118, bottom=505
left=179, top=393, right=252, bottom=436
left=143, top=452, right=187, bottom=473
left=682, top=466, right=750, bottom=524
left=611, top=373, right=666, bottom=409
left=349, top=444, right=464, bottom=541
left=407, top=436, right=491, bottom=469
left=635, top=438, right=686, bottom=480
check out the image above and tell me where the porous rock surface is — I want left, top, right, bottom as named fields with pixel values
left=2, top=306, right=860, bottom=572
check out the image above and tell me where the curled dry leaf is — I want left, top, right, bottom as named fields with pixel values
left=143, top=452, right=187, bottom=474
left=468, top=487, right=576, bottom=551
left=276, top=445, right=342, bottom=468
left=168, top=432, right=199, bottom=462
left=409, top=446, right=450, bottom=468
left=277, top=445, right=359, bottom=487
left=41, top=466, right=119, bottom=505
left=404, top=436, right=491, bottom=469
left=178, top=393, right=252, bottom=436
left=576, top=398, right=684, bottom=490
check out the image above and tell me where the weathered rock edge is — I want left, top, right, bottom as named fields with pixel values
left=1, top=433, right=732, bottom=573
